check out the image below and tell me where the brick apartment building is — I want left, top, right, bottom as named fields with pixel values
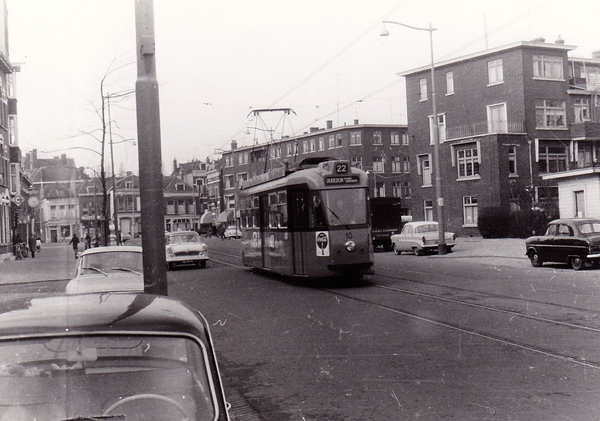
left=219, top=120, right=410, bottom=220
left=401, top=36, right=597, bottom=236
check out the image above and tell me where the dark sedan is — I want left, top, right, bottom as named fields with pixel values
left=525, top=218, right=600, bottom=270
left=0, top=293, right=230, bottom=420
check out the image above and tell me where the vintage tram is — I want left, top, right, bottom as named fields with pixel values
left=239, top=158, right=374, bottom=278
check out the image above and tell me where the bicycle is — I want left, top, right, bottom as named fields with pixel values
left=14, top=243, right=23, bottom=260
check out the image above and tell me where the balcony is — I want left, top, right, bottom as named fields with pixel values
left=445, top=121, right=525, bottom=141
left=570, top=121, right=600, bottom=139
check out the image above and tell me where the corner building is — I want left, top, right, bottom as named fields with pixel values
left=401, top=37, right=590, bottom=236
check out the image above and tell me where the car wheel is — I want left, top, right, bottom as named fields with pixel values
left=167, top=262, right=174, bottom=271
left=393, top=244, right=401, bottom=255
left=529, top=250, right=543, bottom=267
left=412, top=247, right=424, bottom=256
left=570, top=256, right=585, bottom=271
left=199, top=260, right=207, bottom=268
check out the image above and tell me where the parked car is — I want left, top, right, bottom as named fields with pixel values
left=0, top=293, right=230, bottom=420
left=525, top=218, right=600, bottom=270
left=390, top=221, right=456, bottom=255
left=66, top=246, right=144, bottom=294
left=224, top=225, right=241, bottom=239
left=165, top=231, right=209, bottom=270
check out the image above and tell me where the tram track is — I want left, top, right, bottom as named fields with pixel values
left=208, top=251, right=600, bottom=370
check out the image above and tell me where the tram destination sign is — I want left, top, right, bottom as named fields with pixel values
left=325, top=175, right=360, bottom=185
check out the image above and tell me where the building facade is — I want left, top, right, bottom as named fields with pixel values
left=218, top=121, right=410, bottom=224
left=401, top=37, right=589, bottom=236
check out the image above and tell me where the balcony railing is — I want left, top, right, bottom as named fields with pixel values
left=445, top=121, right=525, bottom=141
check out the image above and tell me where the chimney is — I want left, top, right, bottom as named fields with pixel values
left=531, top=36, right=546, bottom=43
left=231, top=140, right=238, bottom=150
left=310, top=127, right=319, bottom=133
left=173, top=158, right=178, bottom=173
left=555, top=35, right=565, bottom=44
left=326, top=120, right=333, bottom=130
left=354, top=119, right=359, bottom=125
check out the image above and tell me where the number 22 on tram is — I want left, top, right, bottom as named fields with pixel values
left=239, top=159, right=374, bottom=279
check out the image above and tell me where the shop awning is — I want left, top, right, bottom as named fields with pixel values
left=217, top=210, right=234, bottom=223
left=200, top=212, right=215, bottom=225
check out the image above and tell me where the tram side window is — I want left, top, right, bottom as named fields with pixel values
left=311, top=193, right=328, bottom=230
left=268, top=191, right=288, bottom=229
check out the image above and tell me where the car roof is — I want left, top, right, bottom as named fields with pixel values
left=79, top=246, right=143, bottom=255
left=550, top=218, right=600, bottom=225
left=406, top=221, right=438, bottom=226
left=0, top=293, right=209, bottom=341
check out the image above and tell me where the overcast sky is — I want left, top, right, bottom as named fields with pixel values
left=6, top=0, right=599, bottom=176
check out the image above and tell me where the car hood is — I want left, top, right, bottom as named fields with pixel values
left=167, top=243, right=205, bottom=251
left=66, top=272, right=144, bottom=294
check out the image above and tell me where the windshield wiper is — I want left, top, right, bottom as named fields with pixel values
left=59, top=415, right=125, bottom=420
left=82, top=267, right=108, bottom=277
left=325, top=206, right=350, bottom=230
left=110, top=267, right=141, bottom=276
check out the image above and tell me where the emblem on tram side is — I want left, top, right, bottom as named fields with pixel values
left=316, top=231, right=330, bottom=257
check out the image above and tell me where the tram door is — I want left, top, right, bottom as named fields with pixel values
left=259, top=195, right=269, bottom=269
left=289, top=189, right=308, bottom=276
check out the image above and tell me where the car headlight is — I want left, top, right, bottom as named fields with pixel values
left=166, top=246, right=173, bottom=254
left=200, top=244, right=208, bottom=252
left=345, top=240, right=356, bottom=252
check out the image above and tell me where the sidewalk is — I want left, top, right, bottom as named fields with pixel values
left=450, top=236, right=526, bottom=259
left=0, top=242, right=78, bottom=284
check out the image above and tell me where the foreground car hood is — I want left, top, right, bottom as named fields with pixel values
left=66, top=273, right=143, bottom=294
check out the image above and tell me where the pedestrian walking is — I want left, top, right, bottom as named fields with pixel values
left=69, top=233, right=80, bottom=259
left=28, top=234, right=37, bottom=258
left=84, top=233, right=91, bottom=250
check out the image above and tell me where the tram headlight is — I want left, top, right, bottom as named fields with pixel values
left=345, top=240, right=356, bottom=252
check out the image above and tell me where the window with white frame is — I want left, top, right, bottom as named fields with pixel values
left=302, top=140, right=308, bottom=153
left=225, top=175, right=234, bottom=189
left=533, top=54, right=563, bottom=79
left=508, top=146, right=517, bottom=176
left=328, top=135, right=335, bottom=149
left=535, top=99, right=566, bottom=128
left=456, top=146, right=480, bottom=179
left=418, top=154, right=432, bottom=186
left=336, top=134, right=343, bottom=147
left=125, top=181, right=134, bottom=189
left=404, top=182, right=411, bottom=198
left=463, top=196, right=478, bottom=226
left=373, top=156, right=384, bottom=173
left=574, top=98, right=590, bottom=123
left=224, top=155, right=231, bottom=167
left=310, top=139, right=316, bottom=152
left=318, top=137, right=325, bottom=150
left=374, top=182, right=385, bottom=197
left=403, top=156, right=410, bottom=173
left=487, top=103, right=507, bottom=133
left=446, top=71, right=454, bottom=94
left=429, top=114, right=446, bottom=143
left=177, top=200, right=186, bottom=214
left=392, top=182, right=402, bottom=198
left=350, top=131, right=361, bottom=145
left=391, top=156, right=401, bottom=172
left=424, top=200, right=433, bottom=221
left=391, top=132, right=400, bottom=145
left=373, top=131, right=382, bottom=144
left=488, top=59, right=503, bottom=84
left=166, top=201, right=175, bottom=214
left=351, top=156, right=362, bottom=169
left=402, top=133, right=410, bottom=145
left=419, top=78, right=428, bottom=100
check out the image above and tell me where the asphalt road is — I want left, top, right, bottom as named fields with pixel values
left=2, top=237, right=600, bottom=420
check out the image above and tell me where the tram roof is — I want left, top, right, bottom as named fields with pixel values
left=240, top=158, right=366, bottom=194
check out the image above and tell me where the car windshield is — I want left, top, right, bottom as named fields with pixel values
left=79, top=251, right=143, bottom=274
left=578, top=222, right=600, bottom=234
left=414, top=224, right=438, bottom=233
left=0, top=334, right=216, bottom=420
left=321, top=188, right=368, bottom=227
left=167, top=234, right=200, bottom=244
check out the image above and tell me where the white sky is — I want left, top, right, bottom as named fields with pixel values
left=6, top=0, right=599, bottom=175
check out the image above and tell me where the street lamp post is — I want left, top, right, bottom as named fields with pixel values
left=381, top=20, right=446, bottom=255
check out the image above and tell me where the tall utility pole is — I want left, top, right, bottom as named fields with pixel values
left=135, top=0, right=167, bottom=295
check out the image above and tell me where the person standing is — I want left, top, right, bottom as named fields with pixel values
left=69, top=233, right=80, bottom=258
left=28, top=234, right=37, bottom=258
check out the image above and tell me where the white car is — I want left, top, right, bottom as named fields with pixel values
left=390, top=221, right=456, bottom=255
left=165, top=231, right=209, bottom=270
left=224, top=225, right=241, bottom=239
left=66, top=246, right=144, bottom=294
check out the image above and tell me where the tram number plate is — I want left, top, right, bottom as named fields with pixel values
left=325, top=176, right=359, bottom=185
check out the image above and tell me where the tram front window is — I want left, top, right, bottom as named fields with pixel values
left=321, top=189, right=367, bottom=227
